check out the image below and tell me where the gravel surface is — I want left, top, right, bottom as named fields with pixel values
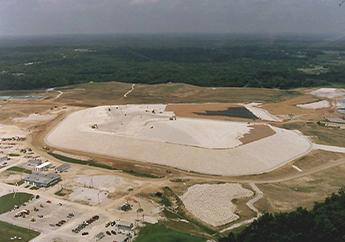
left=181, top=183, right=253, bottom=227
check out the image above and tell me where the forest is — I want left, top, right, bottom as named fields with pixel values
left=221, top=188, right=345, bottom=242
left=0, top=33, right=345, bottom=90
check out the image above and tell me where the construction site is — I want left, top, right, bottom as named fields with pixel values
left=0, top=82, right=345, bottom=242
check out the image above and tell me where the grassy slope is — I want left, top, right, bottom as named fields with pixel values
left=0, top=193, right=34, bottom=214
left=48, top=152, right=161, bottom=178
left=134, top=224, right=205, bottom=242
left=282, top=122, right=345, bottom=147
left=7, top=166, right=32, bottom=174
left=0, top=221, right=39, bottom=242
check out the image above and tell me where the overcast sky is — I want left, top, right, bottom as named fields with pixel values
left=1, top=0, right=345, bottom=36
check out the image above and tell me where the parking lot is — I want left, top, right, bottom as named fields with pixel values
left=0, top=195, right=82, bottom=233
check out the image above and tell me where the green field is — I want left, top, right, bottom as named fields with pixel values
left=134, top=224, right=206, bottom=242
left=0, top=220, right=39, bottom=242
left=0, top=192, right=34, bottom=214
left=48, top=152, right=161, bottom=178
left=7, top=166, right=32, bottom=174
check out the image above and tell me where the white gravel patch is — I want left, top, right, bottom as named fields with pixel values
left=96, top=105, right=251, bottom=149
left=13, top=113, right=55, bottom=123
left=311, top=88, right=345, bottom=99
left=244, top=103, right=282, bottom=122
left=69, top=187, right=108, bottom=205
left=313, top=144, right=345, bottom=153
left=297, top=100, right=330, bottom=109
left=181, top=183, right=253, bottom=227
left=45, top=105, right=312, bottom=176
left=74, top=175, right=128, bottom=193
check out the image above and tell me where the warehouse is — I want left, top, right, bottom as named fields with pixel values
left=55, top=164, right=71, bottom=173
left=35, top=161, right=51, bottom=171
left=24, top=172, right=61, bottom=187
left=117, top=220, right=134, bottom=231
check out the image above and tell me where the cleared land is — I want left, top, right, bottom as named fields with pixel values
left=13, top=113, right=56, bottom=123
left=239, top=125, right=276, bottom=144
left=256, top=161, right=345, bottom=213
left=296, top=100, right=330, bottom=109
left=45, top=105, right=312, bottom=176
left=311, top=88, right=345, bottom=99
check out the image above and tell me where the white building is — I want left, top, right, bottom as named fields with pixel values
left=35, top=161, right=51, bottom=171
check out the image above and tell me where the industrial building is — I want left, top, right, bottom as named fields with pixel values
left=24, top=172, right=61, bottom=187
left=117, top=220, right=134, bottom=231
left=55, top=164, right=71, bottom=173
left=27, top=159, right=42, bottom=167
left=35, top=161, right=51, bottom=171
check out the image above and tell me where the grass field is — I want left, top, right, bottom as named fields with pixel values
left=0, top=192, right=34, bottom=214
left=281, top=122, right=345, bottom=147
left=58, top=81, right=301, bottom=106
left=0, top=220, right=39, bottom=242
left=134, top=224, right=206, bottom=242
left=7, top=166, right=32, bottom=174
left=48, top=152, right=161, bottom=178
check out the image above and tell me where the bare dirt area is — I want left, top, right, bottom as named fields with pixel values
left=262, top=94, right=333, bottom=121
left=235, top=150, right=345, bottom=184
left=296, top=100, right=330, bottom=110
left=293, top=150, right=345, bottom=171
left=13, top=113, right=56, bottom=123
left=239, top=124, right=275, bottom=144
left=256, top=162, right=345, bottom=213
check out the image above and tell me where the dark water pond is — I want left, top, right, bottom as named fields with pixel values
left=195, top=107, right=258, bottom=119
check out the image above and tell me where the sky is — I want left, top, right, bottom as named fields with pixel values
left=1, top=0, right=345, bottom=36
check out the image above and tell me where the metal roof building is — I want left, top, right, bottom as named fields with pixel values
left=35, top=161, right=51, bottom=171
left=24, top=172, right=61, bottom=187
left=117, top=220, right=134, bottom=231
left=27, top=159, right=42, bottom=167
left=55, top=164, right=71, bottom=173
